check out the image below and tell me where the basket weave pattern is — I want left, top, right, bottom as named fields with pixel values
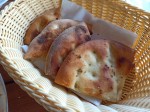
left=0, top=0, right=150, bottom=111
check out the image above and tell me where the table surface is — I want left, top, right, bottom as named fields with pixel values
left=0, top=1, right=46, bottom=112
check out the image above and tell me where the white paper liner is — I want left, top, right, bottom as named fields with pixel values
left=61, top=0, right=137, bottom=48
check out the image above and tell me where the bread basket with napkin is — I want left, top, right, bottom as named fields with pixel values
left=0, top=0, right=150, bottom=111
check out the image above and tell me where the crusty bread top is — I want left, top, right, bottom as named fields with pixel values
left=55, top=39, right=134, bottom=102
left=24, top=9, right=59, bottom=45
left=45, top=22, right=91, bottom=79
left=24, top=19, right=79, bottom=60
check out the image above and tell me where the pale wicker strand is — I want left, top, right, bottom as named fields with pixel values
left=120, top=97, right=150, bottom=109
left=110, top=104, right=150, bottom=112
left=0, top=47, right=70, bottom=112
left=15, top=76, right=71, bottom=112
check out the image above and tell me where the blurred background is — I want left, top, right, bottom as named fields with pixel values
left=125, top=0, right=150, bottom=12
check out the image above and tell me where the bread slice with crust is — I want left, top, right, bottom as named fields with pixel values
left=24, top=19, right=80, bottom=60
left=45, top=22, right=91, bottom=79
left=55, top=39, right=134, bottom=102
left=24, top=8, right=59, bottom=45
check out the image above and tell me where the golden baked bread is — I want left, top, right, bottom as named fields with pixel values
left=45, top=22, right=91, bottom=79
left=55, top=39, right=134, bottom=102
left=24, top=19, right=79, bottom=60
left=24, top=8, right=59, bottom=45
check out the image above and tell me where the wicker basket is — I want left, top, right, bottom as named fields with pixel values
left=0, top=0, right=150, bottom=111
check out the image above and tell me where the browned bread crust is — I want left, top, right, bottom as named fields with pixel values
left=45, top=22, right=91, bottom=79
left=24, top=19, right=79, bottom=60
left=55, top=39, right=134, bottom=102
left=24, top=9, right=59, bottom=45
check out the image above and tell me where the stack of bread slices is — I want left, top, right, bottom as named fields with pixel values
left=23, top=8, right=134, bottom=103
